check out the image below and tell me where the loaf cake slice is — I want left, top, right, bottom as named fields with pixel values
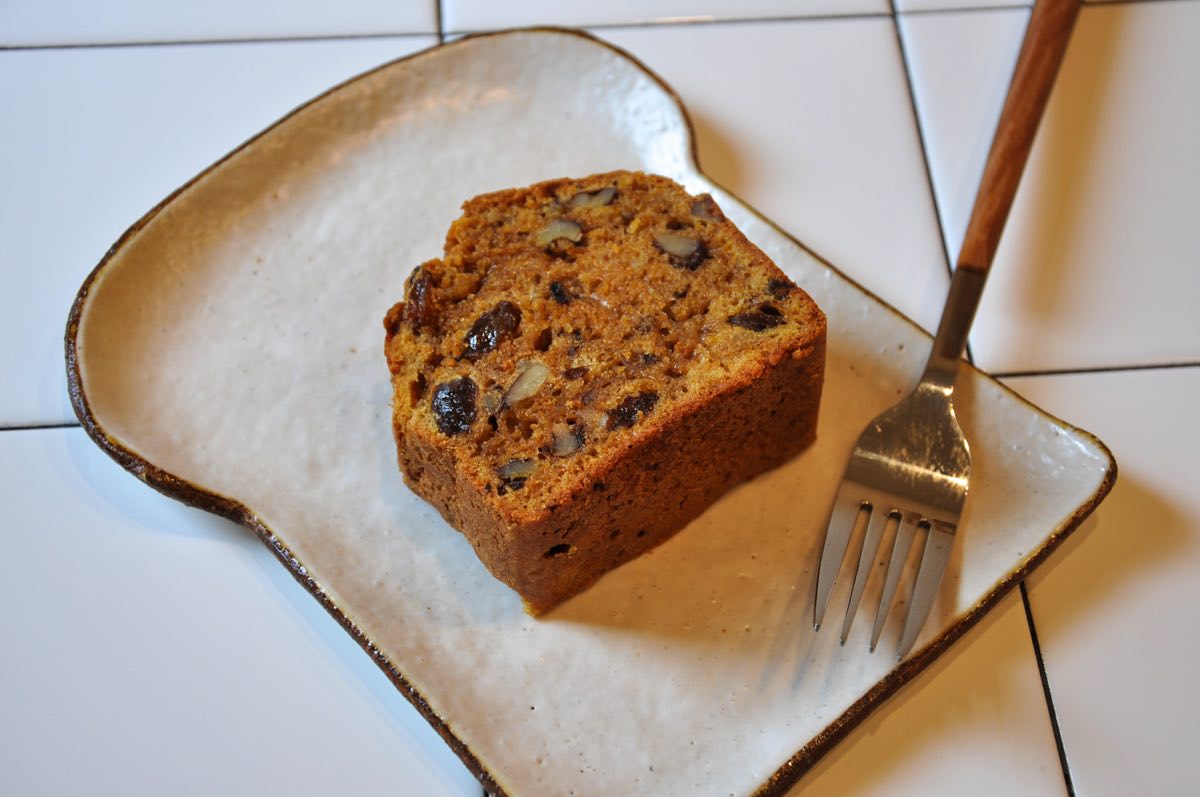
left=384, top=171, right=825, bottom=614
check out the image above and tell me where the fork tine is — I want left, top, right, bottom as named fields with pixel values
left=897, top=522, right=955, bottom=659
left=839, top=507, right=891, bottom=643
left=869, top=518, right=917, bottom=652
left=813, top=489, right=863, bottom=631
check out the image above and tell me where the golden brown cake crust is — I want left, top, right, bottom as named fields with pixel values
left=384, top=171, right=826, bottom=613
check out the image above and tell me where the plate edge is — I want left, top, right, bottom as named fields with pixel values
left=60, top=26, right=1120, bottom=797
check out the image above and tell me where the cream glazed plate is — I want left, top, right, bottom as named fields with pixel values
left=66, top=29, right=1115, bottom=797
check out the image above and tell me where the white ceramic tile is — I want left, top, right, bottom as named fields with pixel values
left=443, top=0, right=889, bottom=33
left=897, top=0, right=1031, bottom=11
left=904, top=3, right=1200, bottom=373
left=792, top=593, right=1066, bottom=795
left=898, top=8, right=1029, bottom=266
left=0, top=35, right=436, bottom=428
left=0, top=428, right=479, bottom=796
left=601, top=20, right=951, bottom=334
left=1008, top=366, right=1200, bottom=796
left=0, top=0, right=436, bottom=46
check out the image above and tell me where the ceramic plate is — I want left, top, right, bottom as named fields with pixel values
left=65, top=29, right=1115, bottom=797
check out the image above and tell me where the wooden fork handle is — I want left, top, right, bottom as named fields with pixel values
left=956, top=0, right=1082, bottom=274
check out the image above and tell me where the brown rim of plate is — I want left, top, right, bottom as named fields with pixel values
left=63, top=27, right=1118, bottom=797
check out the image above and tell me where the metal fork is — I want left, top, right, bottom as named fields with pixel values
left=813, top=0, right=1082, bottom=658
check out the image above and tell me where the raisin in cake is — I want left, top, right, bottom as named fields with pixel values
left=384, top=170, right=825, bottom=614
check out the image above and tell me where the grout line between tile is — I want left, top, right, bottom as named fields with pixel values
left=5, top=0, right=1195, bottom=54
left=898, top=0, right=1200, bottom=19
left=887, top=0, right=954, bottom=279
left=994, top=360, right=1200, bottom=380
left=0, top=422, right=82, bottom=432
left=1082, top=0, right=1200, bottom=6
left=1019, top=581, right=1076, bottom=797
left=444, top=11, right=891, bottom=37
left=0, top=31, right=437, bottom=52
left=2, top=10, right=920, bottom=53
left=887, top=0, right=977, bottom=365
left=899, top=3, right=1033, bottom=19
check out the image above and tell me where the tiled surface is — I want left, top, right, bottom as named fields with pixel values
left=897, top=0, right=1032, bottom=10
left=443, top=0, right=889, bottom=33
left=795, top=593, right=1065, bottom=796
left=902, top=2, right=1200, bottom=373
left=0, top=428, right=479, bottom=796
left=895, top=2, right=1140, bottom=15
left=898, top=7, right=1030, bottom=266
left=0, top=36, right=436, bottom=428
left=0, top=0, right=438, bottom=46
left=5, top=1, right=1199, bottom=795
left=1010, top=367, right=1200, bottom=797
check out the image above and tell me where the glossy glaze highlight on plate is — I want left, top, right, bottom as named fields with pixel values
left=65, top=28, right=1114, bottom=797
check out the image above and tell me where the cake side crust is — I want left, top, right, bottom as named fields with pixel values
left=393, top=331, right=824, bottom=613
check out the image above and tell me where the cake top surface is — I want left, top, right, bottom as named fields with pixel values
left=385, top=170, right=824, bottom=519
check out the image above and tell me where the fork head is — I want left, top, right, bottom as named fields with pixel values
left=813, top=384, right=970, bottom=659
